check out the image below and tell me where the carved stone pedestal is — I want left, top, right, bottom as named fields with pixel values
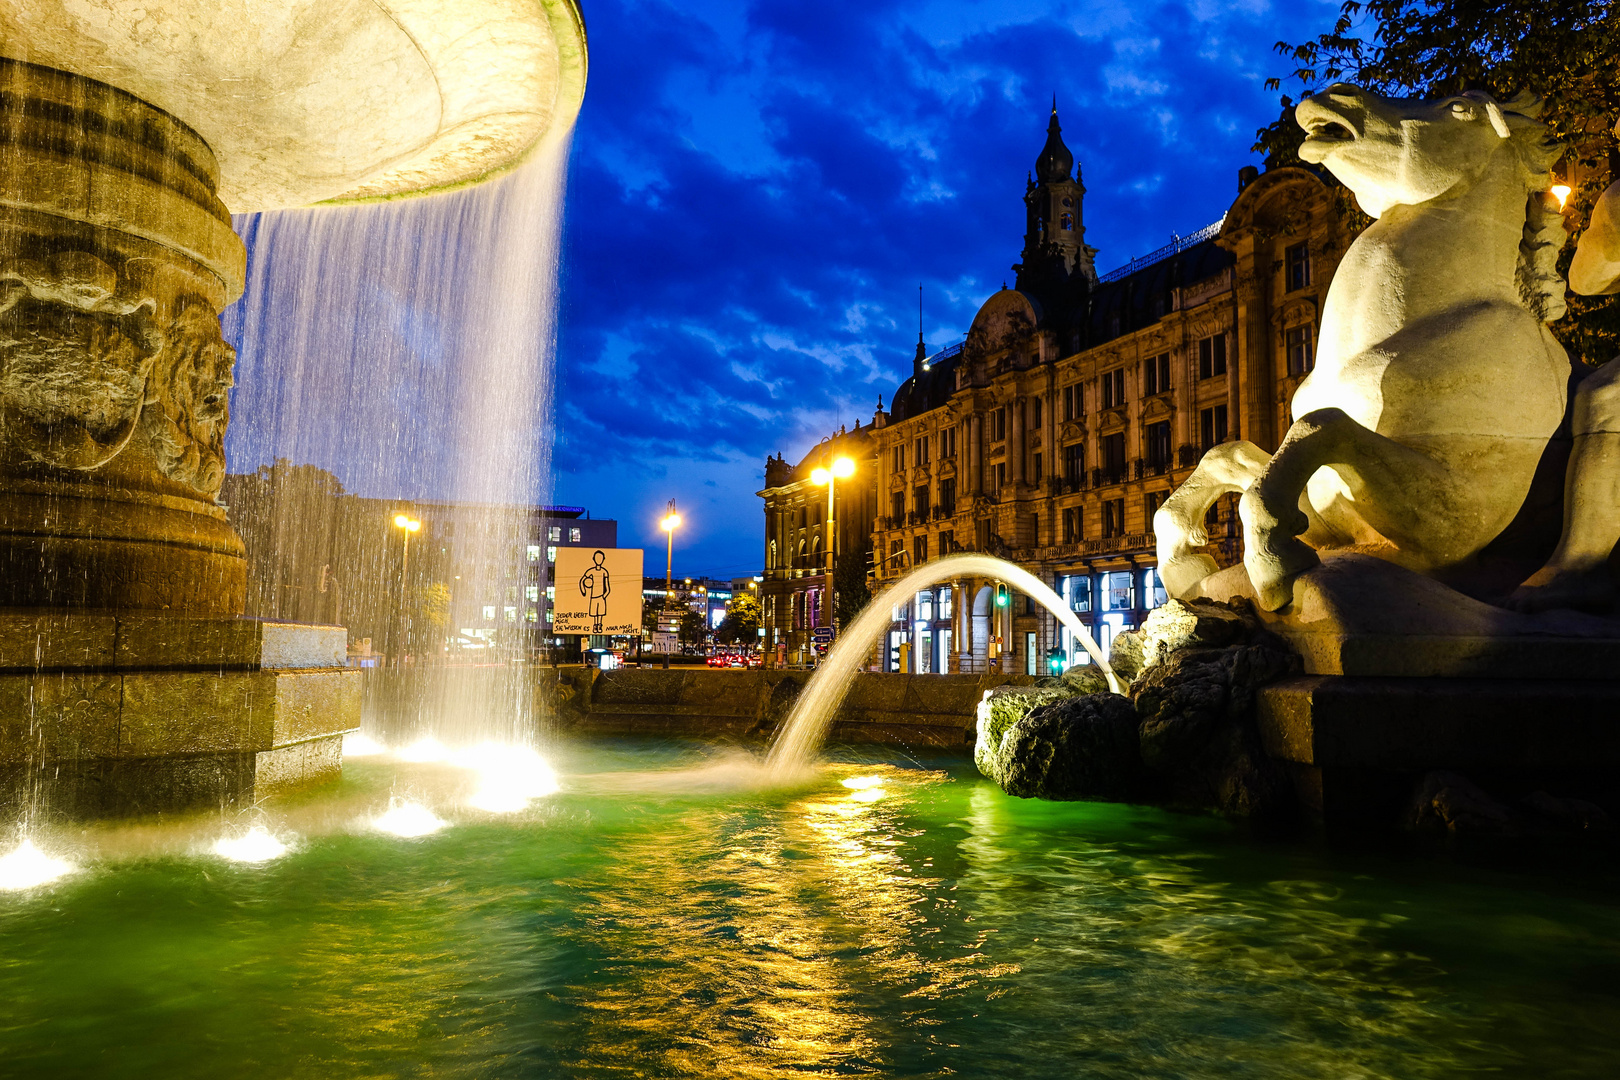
left=0, top=613, right=360, bottom=818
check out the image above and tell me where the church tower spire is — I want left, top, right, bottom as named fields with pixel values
left=1016, top=101, right=1096, bottom=294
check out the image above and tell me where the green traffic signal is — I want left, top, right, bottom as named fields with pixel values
left=994, top=583, right=1008, bottom=607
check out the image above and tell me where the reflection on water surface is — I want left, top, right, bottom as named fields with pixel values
left=2, top=738, right=1618, bottom=1079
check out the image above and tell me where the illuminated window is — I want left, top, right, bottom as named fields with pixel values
left=504, top=606, right=517, bottom=623
left=1287, top=324, right=1315, bottom=374
left=481, top=605, right=496, bottom=620
left=525, top=609, right=538, bottom=623
left=525, top=585, right=539, bottom=602
left=545, top=586, right=555, bottom=601
left=526, top=545, right=541, bottom=562
left=569, top=527, right=582, bottom=542
left=545, top=610, right=554, bottom=623
left=546, top=546, right=557, bottom=562
left=548, top=526, right=561, bottom=541
left=1286, top=241, right=1312, bottom=290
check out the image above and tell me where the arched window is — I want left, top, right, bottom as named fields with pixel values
left=768, top=539, right=777, bottom=569
left=1060, top=213, right=1073, bottom=231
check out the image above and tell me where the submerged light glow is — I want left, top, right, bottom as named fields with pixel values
left=0, top=838, right=76, bottom=890
left=213, top=827, right=290, bottom=864
left=371, top=800, right=448, bottom=838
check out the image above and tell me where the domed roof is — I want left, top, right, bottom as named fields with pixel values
left=1035, top=106, right=1073, bottom=184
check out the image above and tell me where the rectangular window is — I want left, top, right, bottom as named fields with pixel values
left=994, top=461, right=1006, bottom=491
left=1063, top=574, right=1092, bottom=613
left=1031, top=395, right=1043, bottom=426
left=916, top=436, right=930, bottom=465
left=545, top=610, right=554, bottom=624
left=1146, top=421, right=1171, bottom=469
left=938, top=586, right=954, bottom=619
left=913, top=534, right=929, bottom=566
left=1287, top=241, right=1312, bottom=291
left=1102, top=368, right=1126, bottom=408
left=504, top=606, right=518, bottom=623
left=546, top=545, right=557, bottom=563
left=1287, top=324, right=1315, bottom=375
left=940, top=529, right=955, bottom=553
left=940, top=477, right=956, bottom=514
left=940, top=428, right=956, bottom=458
left=992, top=407, right=1007, bottom=442
left=1143, top=567, right=1168, bottom=610
left=525, top=585, right=539, bottom=602
left=1200, top=405, right=1229, bottom=451
left=569, top=527, right=582, bottom=542
left=1062, top=506, right=1078, bottom=543
left=548, top=526, right=561, bottom=542
left=913, top=485, right=930, bottom=516
left=545, top=586, right=555, bottom=600
left=1100, top=570, right=1135, bottom=611
left=1032, top=452, right=1043, bottom=484
left=1064, top=442, right=1084, bottom=482
left=891, top=491, right=905, bottom=521
left=916, top=590, right=934, bottom=622
left=1143, top=353, right=1170, bottom=396
left=1144, top=490, right=1167, bottom=529
left=1103, top=498, right=1126, bottom=538
left=482, top=605, right=496, bottom=621
left=526, top=544, right=541, bottom=562
left=1025, top=631, right=1038, bottom=675
left=1062, top=384, right=1075, bottom=421
left=1198, top=334, right=1228, bottom=379
left=1102, top=432, right=1127, bottom=480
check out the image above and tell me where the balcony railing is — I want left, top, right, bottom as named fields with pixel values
left=1092, top=465, right=1129, bottom=488
left=1097, top=216, right=1226, bottom=283
left=1177, top=443, right=1201, bottom=467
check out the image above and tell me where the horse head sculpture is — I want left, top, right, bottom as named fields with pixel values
left=1155, top=83, right=1603, bottom=614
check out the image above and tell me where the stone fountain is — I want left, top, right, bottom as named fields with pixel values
left=1153, top=84, right=1620, bottom=826
left=0, top=2, right=585, bottom=816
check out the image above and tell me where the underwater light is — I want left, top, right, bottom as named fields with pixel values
left=453, top=742, right=561, bottom=812
left=213, top=827, right=289, bottom=864
left=342, top=732, right=388, bottom=757
left=371, top=800, right=447, bottom=838
left=0, top=839, right=76, bottom=890
left=399, top=737, right=451, bottom=763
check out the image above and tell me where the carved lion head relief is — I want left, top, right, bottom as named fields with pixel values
left=0, top=252, right=161, bottom=471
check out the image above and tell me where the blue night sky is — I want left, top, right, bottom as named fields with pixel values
left=226, top=0, right=1344, bottom=581
left=551, top=0, right=1338, bottom=578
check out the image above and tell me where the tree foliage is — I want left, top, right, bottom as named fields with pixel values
left=1258, top=0, right=1620, bottom=364
left=716, top=592, right=762, bottom=644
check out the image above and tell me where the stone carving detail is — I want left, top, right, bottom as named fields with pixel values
left=0, top=252, right=160, bottom=470
left=143, top=297, right=235, bottom=497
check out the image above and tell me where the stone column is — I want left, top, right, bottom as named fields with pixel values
left=0, top=60, right=246, bottom=614
left=969, top=414, right=983, bottom=495
left=1010, top=396, right=1025, bottom=486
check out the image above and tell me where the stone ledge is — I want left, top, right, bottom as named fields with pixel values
left=0, top=613, right=346, bottom=672
left=1256, top=675, right=1620, bottom=772
left=0, top=667, right=361, bottom=765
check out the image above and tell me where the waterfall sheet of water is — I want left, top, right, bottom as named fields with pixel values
left=222, top=135, right=574, bottom=749
left=766, top=554, right=1122, bottom=780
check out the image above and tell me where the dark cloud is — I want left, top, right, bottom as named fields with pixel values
left=554, top=0, right=1334, bottom=575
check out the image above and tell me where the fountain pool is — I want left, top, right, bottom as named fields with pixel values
left=3, top=735, right=1619, bottom=1078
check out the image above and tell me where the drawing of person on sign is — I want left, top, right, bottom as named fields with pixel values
left=579, top=550, right=611, bottom=633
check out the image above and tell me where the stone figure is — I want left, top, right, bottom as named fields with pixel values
left=0, top=251, right=161, bottom=470
left=143, top=296, right=236, bottom=498
left=1508, top=119, right=1620, bottom=612
left=1156, top=84, right=1617, bottom=613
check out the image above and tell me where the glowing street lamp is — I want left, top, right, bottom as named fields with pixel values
left=812, top=455, right=856, bottom=636
left=1551, top=183, right=1572, bottom=210
left=659, top=500, right=681, bottom=669
left=392, top=512, right=421, bottom=668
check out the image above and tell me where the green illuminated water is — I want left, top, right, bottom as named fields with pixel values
left=3, top=739, right=1619, bottom=1078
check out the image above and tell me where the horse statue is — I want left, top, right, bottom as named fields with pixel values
left=1156, top=83, right=1620, bottom=615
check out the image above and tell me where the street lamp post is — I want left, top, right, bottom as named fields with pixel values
left=392, top=512, right=421, bottom=669
left=660, top=500, right=681, bottom=670
left=811, top=456, right=855, bottom=638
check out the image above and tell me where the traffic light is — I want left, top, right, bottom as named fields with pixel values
left=1048, top=646, right=1064, bottom=674
left=994, top=582, right=1009, bottom=608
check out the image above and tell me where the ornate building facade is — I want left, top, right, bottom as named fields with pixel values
left=760, top=108, right=1356, bottom=673
left=758, top=425, right=878, bottom=667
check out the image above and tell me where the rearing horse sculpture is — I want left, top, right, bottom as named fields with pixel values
left=1156, top=83, right=1617, bottom=614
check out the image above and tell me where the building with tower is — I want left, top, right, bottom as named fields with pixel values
left=758, top=104, right=1357, bottom=675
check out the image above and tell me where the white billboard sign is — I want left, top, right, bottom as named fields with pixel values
left=552, top=547, right=644, bottom=635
